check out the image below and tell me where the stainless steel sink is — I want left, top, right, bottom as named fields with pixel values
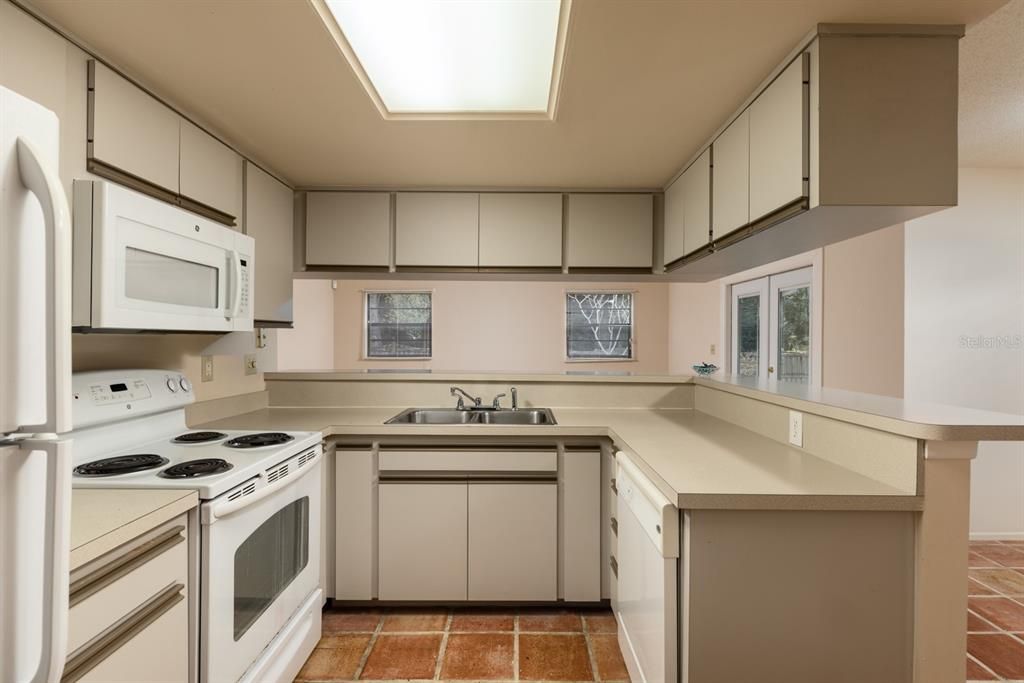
left=385, top=408, right=557, bottom=425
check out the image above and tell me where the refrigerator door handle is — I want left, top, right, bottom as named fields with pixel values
left=15, top=138, right=72, bottom=435
left=23, top=438, right=72, bottom=683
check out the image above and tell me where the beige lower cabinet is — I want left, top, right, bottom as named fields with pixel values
left=334, top=448, right=375, bottom=600
left=468, top=483, right=557, bottom=601
left=378, top=482, right=468, bottom=600
left=64, top=515, right=189, bottom=683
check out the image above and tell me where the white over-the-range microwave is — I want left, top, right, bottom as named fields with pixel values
left=72, top=179, right=254, bottom=332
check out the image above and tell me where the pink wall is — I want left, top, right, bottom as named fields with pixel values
left=330, top=280, right=669, bottom=374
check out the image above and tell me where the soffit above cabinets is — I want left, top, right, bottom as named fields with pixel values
left=19, top=0, right=1009, bottom=188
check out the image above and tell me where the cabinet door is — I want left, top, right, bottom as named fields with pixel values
left=244, top=162, right=294, bottom=324
left=478, top=193, right=562, bottom=267
left=395, top=193, right=478, bottom=267
left=566, top=194, right=653, bottom=269
left=179, top=119, right=243, bottom=220
left=88, top=61, right=179, bottom=194
left=662, top=175, right=686, bottom=266
left=379, top=483, right=467, bottom=600
left=468, top=483, right=557, bottom=601
left=664, top=148, right=712, bottom=266
left=335, top=448, right=375, bottom=600
left=749, top=55, right=808, bottom=222
left=561, top=450, right=601, bottom=602
left=712, top=108, right=750, bottom=238
left=306, top=192, right=391, bottom=267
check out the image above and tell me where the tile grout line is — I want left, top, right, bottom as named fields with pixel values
left=352, top=615, right=384, bottom=680
left=966, top=651, right=1002, bottom=681
left=434, top=611, right=454, bottom=681
left=513, top=613, right=520, bottom=682
left=969, top=541, right=1024, bottom=680
left=581, top=615, right=600, bottom=682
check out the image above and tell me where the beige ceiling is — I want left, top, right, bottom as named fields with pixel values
left=23, top=0, right=1010, bottom=188
left=958, top=0, right=1024, bottom=168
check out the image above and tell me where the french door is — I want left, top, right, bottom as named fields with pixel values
left=731, top=267, right=814, bottom=383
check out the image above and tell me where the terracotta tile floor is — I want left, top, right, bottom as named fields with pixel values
left=295, top=607, right=630, bottom=682
left=967, top=540, right=1024, bottom=681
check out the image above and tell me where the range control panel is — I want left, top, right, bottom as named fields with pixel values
left=72, top=369, right=195, bottom=429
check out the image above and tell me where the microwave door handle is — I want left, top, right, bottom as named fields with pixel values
left=16, top=138, right=72, bottom=434
left=228, top=249, right=242, bottom=320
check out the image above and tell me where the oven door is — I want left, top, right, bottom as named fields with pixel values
left=85, top=180, right=249, bottom=332
left=200, top=456, right=322, bottom=683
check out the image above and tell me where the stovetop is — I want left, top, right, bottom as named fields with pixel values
left=71, top=428, right=322, bottom=499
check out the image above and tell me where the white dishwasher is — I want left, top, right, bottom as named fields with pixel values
left=613, top=451, right=679, bottom=683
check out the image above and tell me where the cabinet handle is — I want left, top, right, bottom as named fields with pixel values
left=70, top=525, right=185, bottom=607
left=610, top=517, right=618, bottom=536
left=610, top=478, right=618, bottom=495
left=609, top=555, right=618, bottom=578
left=63, top=582, right=184, bottom=682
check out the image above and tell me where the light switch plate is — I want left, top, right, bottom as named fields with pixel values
left=244, top=354, right=258, bottom=375
left=788, top=410, right=803, bottom=447
left=201, top=355, right=214, bottom=382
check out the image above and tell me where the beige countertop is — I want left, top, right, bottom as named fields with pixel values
left=200, top=406, right=920, bottom=512
left=71, top=489, right=198, bottom=570
left=697, top=376, right=1024, bottom=441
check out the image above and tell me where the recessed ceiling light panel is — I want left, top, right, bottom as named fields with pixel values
left=318, top=0, right=570, bottom=119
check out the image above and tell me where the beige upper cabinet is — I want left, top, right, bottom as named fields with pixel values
left=179, top=120, right=243, bottom=220
left=306, top=192, right=391, bottom=267
left=88, top=61, right=179, bottom=194
left=566, top=194, right=653, bottom=269
left=749, top=55, right=808, bottom=222
left=478, top=193, right=562, bottom=268
left=244, top=162, right=294, bottom=324
left=664, top=149, right=711, bottom=265
left=395, top=192, right=479, bottom=267
left=712, top=109, right=750, bottom=239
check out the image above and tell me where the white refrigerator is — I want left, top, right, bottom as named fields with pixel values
left=0, top=86, right=73, bottom=683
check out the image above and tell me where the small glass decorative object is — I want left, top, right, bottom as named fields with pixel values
left=692, top=363, right=719, bottom=376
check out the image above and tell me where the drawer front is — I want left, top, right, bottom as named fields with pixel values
left=74, top=593, right=188, bottom=683
left=379, top=449, right=557, bottom=474
left=68, top=521, right=188, bottom=653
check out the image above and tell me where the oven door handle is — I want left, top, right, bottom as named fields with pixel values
left=203, top=453, right=319, bottom=524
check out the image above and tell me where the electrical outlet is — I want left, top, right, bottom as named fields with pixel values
left=201, top=355, right=214, bottom=382
left=244, top=354, right=258, bottom=376
left=788, top=410, right=803, bottom=447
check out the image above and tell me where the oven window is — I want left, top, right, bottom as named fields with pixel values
left=125, top=247, right=219, bottom=308
left=233, top=497, right=309, bottom=641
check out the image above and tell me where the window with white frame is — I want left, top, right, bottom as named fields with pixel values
left=364, top=291, right=432, bottom=358
left=566, top=292, right=634, bottom=360
left=730, top=267, right=814, bottom=383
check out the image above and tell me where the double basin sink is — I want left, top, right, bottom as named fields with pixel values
left=386, top=407, right=557, bottom=425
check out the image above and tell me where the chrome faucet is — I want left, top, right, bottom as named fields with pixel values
left=450, top=386, right=481, bottom=410
left=491, top=393, right=507, bottom=409
left=511, top=387, right=518, bottom=410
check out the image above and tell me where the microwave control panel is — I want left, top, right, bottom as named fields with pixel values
left=240, top=258, right=250, bottom=316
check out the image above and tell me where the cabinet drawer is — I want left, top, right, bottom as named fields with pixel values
left=70, top=590, right=188, bottom=683
left=378, top=449, right=557, bottom=475
left=68, top=519, right=188, bottom=654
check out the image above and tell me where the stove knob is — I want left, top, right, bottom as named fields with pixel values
left=179, top=377, right=192, bottom=393
left=166, top=378, right=178, bottom=393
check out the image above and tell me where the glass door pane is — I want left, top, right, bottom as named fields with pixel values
left=777, top=286, right=810, bottom=382
left=233, top=497, right=309, bottom=641
left=737, top=295, right=761, bottom=376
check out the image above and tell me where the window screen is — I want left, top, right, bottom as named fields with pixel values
left=566, top=292, right=633, bottom=360
left=365, top=292, right=432, bottom=358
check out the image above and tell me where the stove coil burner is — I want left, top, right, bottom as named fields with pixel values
left=159, top=458, right=234, bottom=479
left=74, top=454, right=170, bottom=477
left=225, top=432, right=294, bottom=449
left=172, top=431, right=228, bottom=444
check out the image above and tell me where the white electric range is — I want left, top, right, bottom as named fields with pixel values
left=69, top=369, right=324, bottom=683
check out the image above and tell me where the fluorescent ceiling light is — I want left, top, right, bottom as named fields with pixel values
left=319, top=0, right=570, bottom=119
